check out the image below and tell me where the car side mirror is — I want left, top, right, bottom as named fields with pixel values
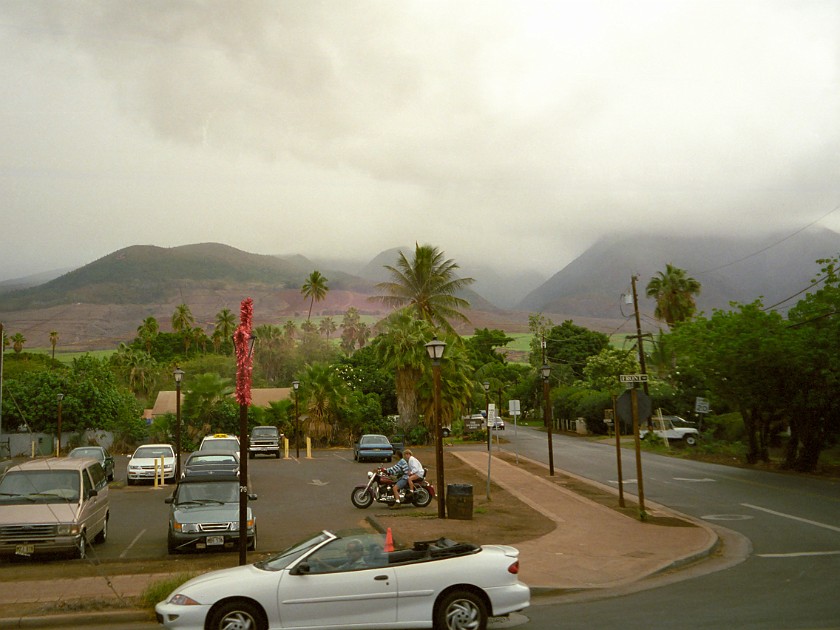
left=164, top=497, right=174, bottom=504
left=291, top=562, right=311, bottom=575
left=248, top=493, right=258, bottom=501
left=86, top=489, right=98, bottom=499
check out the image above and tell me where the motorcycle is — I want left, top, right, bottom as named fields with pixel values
left=350, top=467, right=435, bottom=509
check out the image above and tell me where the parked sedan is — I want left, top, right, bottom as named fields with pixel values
left=166, top=474, right=257, bottom=554
left=181, top=451, right=240, bottom=479
left=353, top=434, right=393, bottom=463
left=67, top=446, right=115, bottom=482
left=156, top=530, right=529, bottom=630
left=126, top=444, right=176, bottom=485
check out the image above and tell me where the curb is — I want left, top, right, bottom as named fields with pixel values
left=0, top=609, right=151, bottom=628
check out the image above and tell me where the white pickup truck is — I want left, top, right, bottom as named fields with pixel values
left=640, top=417, right=700, bottom=446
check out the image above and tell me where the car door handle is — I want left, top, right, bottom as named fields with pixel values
left=374, top=575, right=389, bottom=581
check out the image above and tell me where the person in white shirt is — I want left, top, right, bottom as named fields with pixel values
left=404, top=449, right=424, bottom=493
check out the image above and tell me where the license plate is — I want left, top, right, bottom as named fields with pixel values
left=206, top=536, right=224, bottom=546
left=15, top=544, right=34, bottom=556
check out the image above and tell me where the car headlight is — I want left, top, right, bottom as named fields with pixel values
left=169, top=594, right=200, bottom=606
left=173, top=520, right=199, bottom=533
left=57, top=524, right=80, bottom=536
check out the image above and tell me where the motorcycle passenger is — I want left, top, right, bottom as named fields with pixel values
left=404, top=449, right=424, bottom=493
left=384, top=450, right=409, bottom=504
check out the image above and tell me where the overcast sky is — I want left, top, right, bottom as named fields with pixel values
left=1, top=0, right=838, bottom=282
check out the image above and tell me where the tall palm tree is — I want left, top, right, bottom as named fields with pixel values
left=645, top=264, right=702, bottom=326
left=49, top=331, right=59, bottom=360
left=373, top=244, right=474, bottom=334
left=171, top=304, right=195, bottom=333
left=137, top=317, right=159, bottom=352
left=371, top=311, right=435, bottom=429
left=301, top=270, right=329, bottom=321
left=215, top=308, right=236, bottom=353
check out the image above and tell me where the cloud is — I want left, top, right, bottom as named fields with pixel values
left=0, top=0, right=838, bottom=281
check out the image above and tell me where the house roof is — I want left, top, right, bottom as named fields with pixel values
left=150, top=387, right=291, bottom=417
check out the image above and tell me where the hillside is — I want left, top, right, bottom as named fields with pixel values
left=519, top=227, right=840, bottom=319
left=2, top=230, right=836, bottom=352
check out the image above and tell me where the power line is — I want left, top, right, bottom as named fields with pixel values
left=762, top=273, right=829, bottom=312
left=696, top=203, right=840, bottom=275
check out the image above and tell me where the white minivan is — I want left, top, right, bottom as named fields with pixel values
left=0, top=457, right=110, bottom=559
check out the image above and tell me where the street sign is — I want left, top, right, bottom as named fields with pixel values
left=508, top=400, right=520, bottom=415
left=620, top=374, right=648, bottom=383
left=695, top=397, right=710, bottom=414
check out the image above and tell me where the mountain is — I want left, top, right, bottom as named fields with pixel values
left=0, top=243, right=371, bottom=311
left=518, top=227, right=840, bottom=319
left=2, top=230, right=836, bottom=352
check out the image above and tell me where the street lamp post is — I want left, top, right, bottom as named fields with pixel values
left=483, top=380, right=491, bottom=500
left=483, top=381, right=490, bottom=452
left=292, top=380, right=300, bottom=458
left=425, top=337, right=446, bottom=519
left=56, top=393, right=64, bottom=457
left=173, top=367, right=184, bottom=478
left=541, top=364, right=555, bottom=476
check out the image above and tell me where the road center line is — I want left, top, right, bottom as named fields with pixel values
left=757, top=551, right=840, bottom=558
left=741, top=503, right=840, bottom=533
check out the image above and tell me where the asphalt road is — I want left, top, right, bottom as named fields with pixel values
left=503, top=425, right=840, bottom=629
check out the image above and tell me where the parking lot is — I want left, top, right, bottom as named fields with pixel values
left=3, top=448, right=394, bottom=564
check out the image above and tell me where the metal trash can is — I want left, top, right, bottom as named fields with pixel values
left=446, top=483, right=473, bottom=520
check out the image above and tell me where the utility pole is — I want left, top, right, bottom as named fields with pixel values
left=630, top=275, right=650, bottom=396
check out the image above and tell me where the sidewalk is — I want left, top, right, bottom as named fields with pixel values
left=0, top=451, right=725, bottom=627
left=453, top=451, right=720, bottom=592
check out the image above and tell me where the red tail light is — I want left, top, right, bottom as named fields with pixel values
left=507, top=560, right=520, bottom=574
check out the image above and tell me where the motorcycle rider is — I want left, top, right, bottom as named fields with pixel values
left=384, top=450, right=409, bottom=504
left=404, top=449, right=424, bottom=493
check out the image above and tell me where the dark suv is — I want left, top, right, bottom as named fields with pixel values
left=249, top=426, right=282, bottom=459
left=165, top=474, right=257, bottom=553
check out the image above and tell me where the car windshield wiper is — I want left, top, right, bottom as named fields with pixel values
left=0, top=492, right=36, bottom=501
left=178, top=498, right=226, bottom=506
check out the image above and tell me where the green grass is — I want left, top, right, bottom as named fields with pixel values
left=140, top=573, right=198, bottom=609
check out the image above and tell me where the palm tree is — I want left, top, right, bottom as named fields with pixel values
left=137, top=317, right=159, bottom=352
left=645, top=264, right=702, bottom=326
left=49, top=331, right=59, bottom=360
left=300, top=363, right=348, bottom=444
left=372, top=311, right=435, bottom=429
left=319, top=317, right=337, bottom=339
left=301, top=270, right=329, bottom=321
left=215, top=308, right=236, bottom=353
left=171, top=304, right=195, bottom=333
left=373, top=244, right=475, bottom=334
left=11, top=333, right=26, bottom=353
left=283, top=320, right=298, bottom=340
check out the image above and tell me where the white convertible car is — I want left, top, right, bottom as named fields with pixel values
left=156, top=530, right=529, bottom=630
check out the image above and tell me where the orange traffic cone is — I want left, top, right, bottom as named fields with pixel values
left=384, top=527, right=394, bottom=552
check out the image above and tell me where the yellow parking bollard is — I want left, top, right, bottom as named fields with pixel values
left=154, top=456, right=165, bottom=488
left=283, top=437, right=290, bottom=459
left=306, top=437, right=312, bottom=459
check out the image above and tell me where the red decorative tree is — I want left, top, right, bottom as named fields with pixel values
left=234, top=298, right=254, bottom=406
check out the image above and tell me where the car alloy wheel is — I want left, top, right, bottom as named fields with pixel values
left=207, top=599, right=267, bottom=630
left=435, top=590, right=487, bottom=630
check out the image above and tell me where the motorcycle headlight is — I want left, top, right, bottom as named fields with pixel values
left=367, top=471, right=374, bottom=479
